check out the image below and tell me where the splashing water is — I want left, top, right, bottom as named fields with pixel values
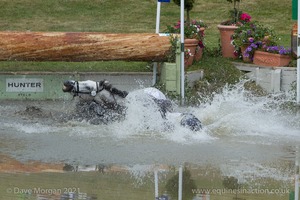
left=0, top=80, right=299, bottom=185
left=1, top=80, right=299, bottom=146
left=196, top=81, right=300, bottom=142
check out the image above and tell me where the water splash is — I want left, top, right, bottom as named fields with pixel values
left=193, top=80, right=300, bottom=142
left=1, top=80, right=299, bottom=170
left=220, top=160, right=293, bottom=185
left=2, top=80, right=299, bottom=144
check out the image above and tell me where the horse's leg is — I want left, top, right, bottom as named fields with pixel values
left=89, top=100, right=106, bottom=117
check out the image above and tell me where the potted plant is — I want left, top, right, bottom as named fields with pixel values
left=218, top=0, right=251, bottom=58
left=170, top=0, right=208, bottom=64
left=253, top=45, right=292, bottom=67
left=192, top=19, right=208, bottom=61
left=231, top=21, right=278, bottom=62
left=166, top=19, right=208, bottom=65
left=166, top=19, right=207, bottom=40
left=234, top=36, right=291, bottom=67
left=232, top=21, right=292, bottom=67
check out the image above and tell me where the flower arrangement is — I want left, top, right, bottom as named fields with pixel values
left=166, top=20, right=207, bottom=42
left=185, top=48, right=193, bottom=59
left=233, top=22, right=278, bottom=46
left=251, top=44, right=292, bottom=67
left=240, top=13, right=251, bottom=22
left=192, top=20, right=207, bottom=48
left=184, top=48, right=194, bottom=66
left=221, top=0, right=251, bottom=25
left=240, top=41, right=291, bottom=63
left=261, top=45, right=291, bottom=55
left=231, top=21, right=279, bottom=60
left=165, top=20, right=207, bottom=64
left=242, top=41, right=261, bottom=59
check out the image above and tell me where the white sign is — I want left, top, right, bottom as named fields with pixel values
left=6, top=78, right=44, bottom=92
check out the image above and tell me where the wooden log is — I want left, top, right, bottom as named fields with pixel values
left=0, top=32, right=172, bottom=62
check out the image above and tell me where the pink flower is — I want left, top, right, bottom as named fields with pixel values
left=174, top=21, right=181, bottom=29
left=240, top=13, right=251, bottom=22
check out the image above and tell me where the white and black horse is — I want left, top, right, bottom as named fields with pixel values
left=62, top=80, right=202, bottom=131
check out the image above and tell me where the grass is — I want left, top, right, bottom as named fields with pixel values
left=0, top=0, right=294, bottom=72
left=0, top=0, right=293, bottom=42
left=0, top=61, right=151, bottom=72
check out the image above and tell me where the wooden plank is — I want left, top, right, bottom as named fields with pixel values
left=0, top=32, right=171, bottom=62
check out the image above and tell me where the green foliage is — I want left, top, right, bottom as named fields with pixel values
left=172, top=0, right=195, bottom=22
left=189, top=55, right=242, bottom=104
left=192, top=56, right=242, bottom=86
left=232, top=22, right=278, bottom=47
left=231, top=21, right=279, bottom=58
left=226, top=0, right=241, bottom=2
left=173, top=0, right=195, bottom=12
left=0, top=61, right=151, bottom=72
left=225, top=0, right=241, bottom=24
left=232, top=20, right=293, bottom=60
left=166, top=35, right=179, bottom=63
left=202, top=46, right=222, bottom=58
left=222, top=0, right=249, bottom=25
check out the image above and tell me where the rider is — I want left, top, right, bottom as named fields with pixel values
left=143, top=87, right=202, bottom=131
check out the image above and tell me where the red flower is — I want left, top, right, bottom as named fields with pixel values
left=240, top=13, right=251, bottom=22
left=174, top=21, right=181, bottom=29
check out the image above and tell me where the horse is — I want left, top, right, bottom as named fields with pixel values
left=62, top=80, right=202, bottom=131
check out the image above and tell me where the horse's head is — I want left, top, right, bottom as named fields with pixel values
left=62, top=80, right=76, bottom=93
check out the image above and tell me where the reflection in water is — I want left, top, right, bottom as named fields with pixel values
left=0, top=159, right=296, bottom=200
left=294, top=146, right=300, bottom=200
left=165, top=166, right=195, bottom=200
left=0, top=80, right=300, bottom=199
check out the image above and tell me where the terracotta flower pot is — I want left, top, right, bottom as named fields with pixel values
left=217, top=24, right=238, bottom=58
left=184, top=38, right=198, bottom=68
left=253, top=50, right=291, bottom=67
left=194, top=46, right=203, bottom=61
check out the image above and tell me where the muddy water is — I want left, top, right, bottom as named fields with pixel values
left=0, top=83, right=300, bottom=200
